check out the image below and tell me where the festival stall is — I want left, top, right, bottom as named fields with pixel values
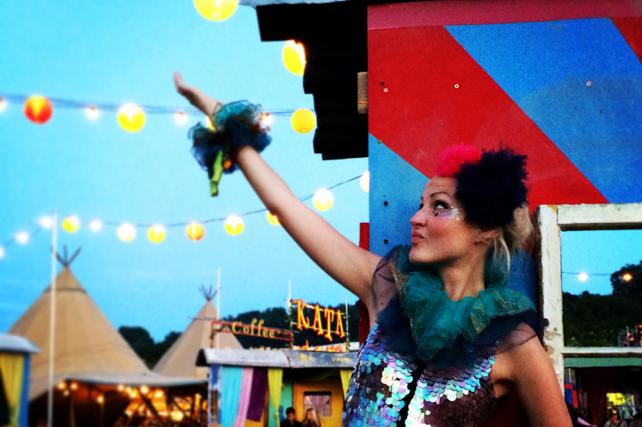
left=197, top=348, right=356, bottom=427
left=0, top=334, right=39, bottom=427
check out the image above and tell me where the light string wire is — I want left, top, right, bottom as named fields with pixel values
left=0, top=93, right=299, bottom=117
left=0, top=174, right=362, bottom=249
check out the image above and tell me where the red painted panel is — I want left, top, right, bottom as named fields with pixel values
left=369, top=0, right=642, bottom=29
left=613, top=17, right=642, bottom=62
left=368, top=25, right=606, bottom=207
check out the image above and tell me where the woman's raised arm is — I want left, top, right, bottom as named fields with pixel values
left=174, top=73, right=381, bottom=305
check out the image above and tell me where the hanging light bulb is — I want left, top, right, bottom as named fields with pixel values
left=147, top=224, right=167, bottom=244
left=15, top=231, right=30, bottom=245
left=224, top=215, right=244, bottom=236
left=312, top=189, right=334, bottom=212
left=193, top=0, right=239, bottom=22
left=24, top=95, right=53, bottom=124
left=259, top=112, right=273, bottom=130
left=117, top=223, right=137, bottom=242
left=266, top=211, right=280, bottom=226
left=0, top=246, right=5, bottom=259
left=622, top=272, right=633, bottom=283
left=89, top=219, right=103, bottom=232
left=0, top=97, right=8, bottom=113
left=62, top=215, right=81, bottom=234
left=360, top=171, right=370, bottom=193
left=174, top=111, right=189, bottom=126
left=39, top=215, right=55, bottom=229
left=282, top=40, right=306, bottom=76
left=117, top=103, right=146, bottom=132
left=290, top=108, right=316, bottom=134
left=186, top=222, right=205, bottom=241
left=577, top=272, right=589, bottom=283
left=84, top=105, right=100, bottom=121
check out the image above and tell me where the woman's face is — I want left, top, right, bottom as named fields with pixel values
left=409, top=177, right=480, bottom=265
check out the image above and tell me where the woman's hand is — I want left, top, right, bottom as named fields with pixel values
left=173, top=72, right=221, bottom=117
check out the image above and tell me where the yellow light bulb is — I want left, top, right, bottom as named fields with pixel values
left=62, top=215, right=81, bottom=233
left=282, top=40, right=306, bottom=76
left=224, top=215, right=244, bottom=236
left=117, top=103, right=146, bottom=133
left=290, top=108, right=316, bottom=134
left=266, top=211, right=280, bottom=226
left=147, top=224, right=167, bottom=244
left=193, top=0, right=239, bottom=22
left=186, top=222, right=205, bottom=241
left=312, top=189, right=334, bottom=212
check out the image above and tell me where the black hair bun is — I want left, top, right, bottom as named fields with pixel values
left=454, top=149, right=528, bottom=229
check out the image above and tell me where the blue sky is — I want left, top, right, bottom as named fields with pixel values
left=562, top=230, right=642, bottom=295
left=2, top=1, right=640, bottom=341
left=0, top=1, right=367, bottom=340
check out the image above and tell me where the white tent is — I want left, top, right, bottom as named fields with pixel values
left=154, top=291, right=242, bottom=380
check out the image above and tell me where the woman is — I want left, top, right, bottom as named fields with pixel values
left=303, top=408, right=322, bottom=427
left=174, top=73, right=571, bottom=426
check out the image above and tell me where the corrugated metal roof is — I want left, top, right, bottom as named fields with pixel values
left=197, top=348, right=357, bottom=368
left=0, top=333, right=40, bottom=354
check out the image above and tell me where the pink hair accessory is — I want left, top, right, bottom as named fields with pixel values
left=434, top=145, right=482, bottom=177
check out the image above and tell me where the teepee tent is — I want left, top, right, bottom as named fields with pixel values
left=9, top=249, right=198, bottom=400
left=154, top=286, right=242, bottom=380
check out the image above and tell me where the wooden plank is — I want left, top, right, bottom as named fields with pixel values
left=557, top=203, right=642, bottom=229
left=537, top=205, right=565, bottom=389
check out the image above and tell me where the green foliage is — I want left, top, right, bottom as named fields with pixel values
left=611, top=260, right=642, bottom=297
left=119, top=326, right=181, bottom=368
left=563, top=292, right=642, bottom=347
left=564, top=259, right=642, bottom=347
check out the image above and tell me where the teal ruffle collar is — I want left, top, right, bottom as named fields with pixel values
left=390, top=245, right=535, bottom=364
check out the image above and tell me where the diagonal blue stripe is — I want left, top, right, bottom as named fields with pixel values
left=369, top=134, right=427, bottom=256
left=447, top=18, right=642, bottom=203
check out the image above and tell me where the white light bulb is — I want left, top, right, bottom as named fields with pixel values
left=89, top=219, right=103, bottom=232
left=84, top=105, right=100, bottom=120
left=577, top=272, right=589, bottom=283
left=174, top=111, right=189, bottom=125
left=15, top=231, right=30, bottom=245
left=39, top=215, right=55, bottom=229
left=360, top=171, right=370, bottom=193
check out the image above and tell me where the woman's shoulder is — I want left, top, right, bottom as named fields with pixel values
left=497, top=322, right=538, bottom=355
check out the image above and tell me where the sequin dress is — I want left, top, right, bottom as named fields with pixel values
left=343, top=254, right=512, bottom=426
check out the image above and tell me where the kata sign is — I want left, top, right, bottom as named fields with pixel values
left=292, top=299, right=346, bottom=342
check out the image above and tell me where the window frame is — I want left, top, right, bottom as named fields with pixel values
left=537, top=203, right=642, bottom=387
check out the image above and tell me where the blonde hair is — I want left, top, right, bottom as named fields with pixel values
left=489, top=205, right=533, bottom=280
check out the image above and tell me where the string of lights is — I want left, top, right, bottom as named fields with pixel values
left=0, top=173, right=370, bottom=258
